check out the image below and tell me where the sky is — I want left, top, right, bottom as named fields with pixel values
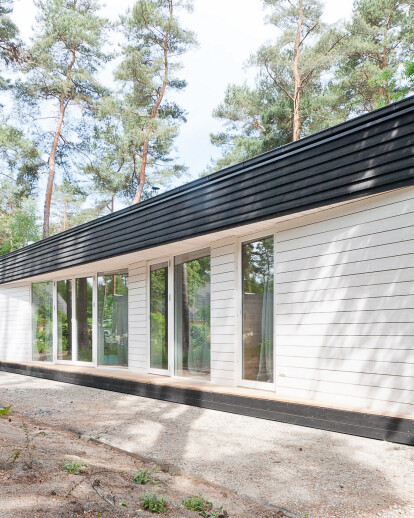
left=11, top=0, right=355, bottom=185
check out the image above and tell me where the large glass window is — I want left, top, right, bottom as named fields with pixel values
left=32, top=282, right=53, bottom=362
left=242, top=236, right=274, bottom=383
left=76, top=277, right=93, bottom=362
left=57, top=280, right=72, bottom=361
left=98, top=273, right=128, bottom=366
left=175, top=249, right=211, bottom=379
left=150, top=263, right=168, bottom=370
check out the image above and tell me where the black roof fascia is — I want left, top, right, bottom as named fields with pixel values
left=1, top=96, right=414, bottom=284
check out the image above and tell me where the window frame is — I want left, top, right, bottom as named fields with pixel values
left=236, top=229, right=277, bottom=392
left=147, top=257, right=173, bottom=377
left=53, top=273, right=97, bottom=366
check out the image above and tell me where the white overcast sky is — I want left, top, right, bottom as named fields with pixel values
left=11, top=0, right=354, bottom=183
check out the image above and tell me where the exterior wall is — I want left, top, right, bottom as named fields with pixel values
left=128, top=261, right=148, bottom=372
left=210, top=238, right=237, bottom=386
left=0, top=187, right=413, bottom=419
left=274, top=187, right=414, bottom=416
left=0, top=283, right=31, bottom=362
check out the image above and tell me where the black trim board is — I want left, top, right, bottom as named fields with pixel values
left=1, top=96, right=414, bottom=284
left=1, top=362, right=413, bottom=446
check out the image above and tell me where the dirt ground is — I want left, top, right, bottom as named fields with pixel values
left=1, top=371, right=413, bottom=518
left=0, top=412, right=285, bottom=518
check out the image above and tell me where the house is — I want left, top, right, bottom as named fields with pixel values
left=1, top=96, right=413, bottom=445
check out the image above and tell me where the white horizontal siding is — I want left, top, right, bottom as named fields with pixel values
left=210, top=238, right=237, bottom=386
left=275, top=186, right=414, bottom=416
left=128, top=261, right=147, bottom=372
left=0, top=283, right=31, bottom=362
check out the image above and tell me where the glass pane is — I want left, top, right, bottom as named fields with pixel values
left=76, top=277, right=93, bottom=362
left=150, top=266, right=168, bottom=370
left=97, top=273, right=128, bottom=366
left=32, top=282, right=53, bottom=362
left=242, top=236, right=274, bottom=383
left=175, top=254, right=210, bottom=379
left=57, top=280, right=72, bottom=361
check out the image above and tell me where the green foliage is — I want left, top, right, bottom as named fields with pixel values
left=209, top=0, right=348, bottom=170
left=0, top=404, right=12, bottom=415
left=62, top=460, right=88, bottom=474
left=141, top=493, right=169, bottom=513
left=181, top=494, right=213, bottom=512
left=334, top=0, right=414, bottom=111
left=0, top=0, right=21, bottom=88
left=88, top=0, right=196, bottom=204
left=133, top=468, right=158, bottom=485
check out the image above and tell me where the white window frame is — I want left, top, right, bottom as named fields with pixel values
left=147, top=256, right=173, bottom=377
left=236, top=229, right=277, bottom=392
left=53, top=273, right=97, bottom=367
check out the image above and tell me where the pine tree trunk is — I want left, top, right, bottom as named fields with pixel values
left=43, top=94, right=66, bottom=238
left=292, top=0, right=303, bottom=142
left=132, top=1, right=172, bottom=204
left=43, top=44, right=76, bottom=238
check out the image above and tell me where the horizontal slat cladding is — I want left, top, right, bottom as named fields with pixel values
left=1, top=100, right=414, bottom=283
left=0, top=362, right=413, bottom=445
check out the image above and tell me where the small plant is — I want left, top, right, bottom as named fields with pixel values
left=142, top=493, right=168, bottom=513
left=0, top=405, right=12, bottom=416
left=133, top=468, right=158, bottom=485
left=182, top=495, right=213, bottom=513
left=62, top=460, right=88, bottom=475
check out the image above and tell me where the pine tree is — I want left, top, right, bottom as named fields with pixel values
left=113, top=0, right=196, bottom=204
left=336, top=0, right=414, bottom=111
left=17, top=0, right=110, bottom=238
left=0, top=0, right=21, bottom=88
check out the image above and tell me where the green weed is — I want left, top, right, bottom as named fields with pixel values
left=181, top=494, right=213, bottom=512
left=133, top=468, right=158, bottom=485
left=0, top=405, right=12, bottom=416
left=141, top=493, right=168, bottom=513
left=62, top=460, right=88, bottom=475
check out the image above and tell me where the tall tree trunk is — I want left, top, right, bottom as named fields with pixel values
left=42, top=44, right=76, bottom=238
left=132, top=1, right=172, bottom=204
left=292, top=0, right=303, bottom=142
left=43, top=94, right=66, bottom=238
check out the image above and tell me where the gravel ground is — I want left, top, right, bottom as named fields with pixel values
left=1, top=413, right=282, bottom=518
left=1, top=371, right=413, bottom=518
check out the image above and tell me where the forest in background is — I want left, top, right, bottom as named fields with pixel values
left=0, top=0, right=413, bottom=254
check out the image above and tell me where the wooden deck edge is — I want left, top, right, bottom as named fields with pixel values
left=1, top=361, right=413, bottom=446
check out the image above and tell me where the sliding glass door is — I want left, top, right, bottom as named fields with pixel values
left=57, top=280, right=72, bottom=360
left=76, top=277, right=93, bottom=362
left=32, top=282, right=53, bottom=362
left=97, top=273, right=128, bottom=367
left=174, top=250, right=211, bottom=379
left=241, top=236, right=274, bottom=384
left=56, top=277, right=93, bottom=363
left=150, top=263, right=169, bottom=371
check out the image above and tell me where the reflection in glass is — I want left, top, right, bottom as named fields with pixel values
left=76, top=277, right=93, bottom=362
left=98, top=273, right=128, bottom=366
left=150, top=264, right=168, bottom=370
left=57, top=280, right=72, bottom=360
left=32, top=282, right=53, bottom=362
left=242, top=236, right=274, bottom=383
left=175, top=252, right=210, bottom=379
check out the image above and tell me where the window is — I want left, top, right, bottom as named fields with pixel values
left=150, top=263, right=169, bottom=370
left=174, top=249, right=211, bottom=379
left=97, top=273, right=128, bottom=366
left=32, top=282, right=53, bottom=362
left=57, top=280, right=72, bottom=361
left=76, top=277, right=93, bottom=362
left=242, top=236, right=274, bottom=383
